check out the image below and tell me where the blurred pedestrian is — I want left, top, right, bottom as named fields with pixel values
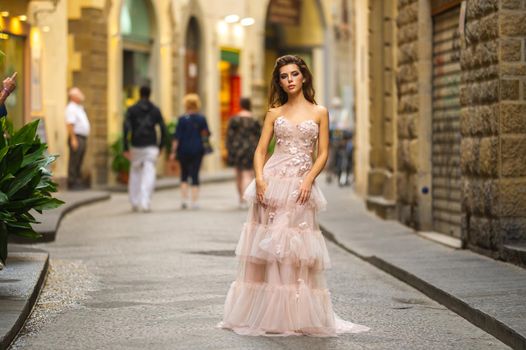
left=0, top=72, right=16, bottom=118
left=327, top=96, right=354, bottom=186
left=169, top=93, right=210, bottom=210
left=65, top=87, right=90, bottom=190
left=226, top=97, right=261, bottom=209
left=123, top=86, right=168, bottom=212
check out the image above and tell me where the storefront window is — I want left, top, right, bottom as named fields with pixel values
left=0, top=30, right=26, bottom=129
left=219, top=48, right=241, bottom=162
left=120, top=0, right=152, bottom=108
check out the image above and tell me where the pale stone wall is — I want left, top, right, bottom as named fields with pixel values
left=27, top=0, right=69, bottom=181
left=353, top=0, right=371, bottom=196
left=366, top=0, right=398, bottom=219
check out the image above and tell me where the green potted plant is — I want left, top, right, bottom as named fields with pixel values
left=0, top=118, right=64, bottom=265
left=110, top=135, right=130, bottom=184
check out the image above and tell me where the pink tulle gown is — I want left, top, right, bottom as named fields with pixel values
left=219, top=116, right=370, bottom=337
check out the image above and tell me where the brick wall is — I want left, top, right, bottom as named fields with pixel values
left=396, top=0, right=420, bottom=226
left=69, top=7, right=109, bottom=186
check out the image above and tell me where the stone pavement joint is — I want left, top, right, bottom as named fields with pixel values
left=319, top=182, right=526, bottom=350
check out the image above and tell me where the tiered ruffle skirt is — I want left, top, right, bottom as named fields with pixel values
left=219, top=176, right=369, bottom=337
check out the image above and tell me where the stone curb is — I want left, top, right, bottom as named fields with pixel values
left=321, top=227, right=526, bottom=350
left=105, top=172, right=235, bottom=193
left=0, top=248, right=49, bottom=350
left=10, top=191, right=111, bottom=243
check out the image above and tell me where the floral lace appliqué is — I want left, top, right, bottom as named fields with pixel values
left=271, top=116, right=318, bottom=177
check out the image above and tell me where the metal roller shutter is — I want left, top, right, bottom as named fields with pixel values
left=431, top=5, right=462, bottom=238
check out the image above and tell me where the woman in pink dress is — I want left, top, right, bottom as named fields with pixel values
left=219, top=55, right=370, bottom=337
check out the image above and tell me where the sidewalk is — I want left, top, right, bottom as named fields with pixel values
left=0, top=246, right=48, bottom=350
left=1, top=189, right=111, bottom=350
left=0, top=170, right=235, bottom=350
left=318, top=182, right=526, bottom=350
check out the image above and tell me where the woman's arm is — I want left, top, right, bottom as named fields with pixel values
left=297, top=107, right=330, bottom=204
left=169, top=118, right=182, bottom=160
left=253, top=110, right=278, bottom=203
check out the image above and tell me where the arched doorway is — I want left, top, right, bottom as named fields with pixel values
left=185, top=17, right=201, bottom=95
left=120, top=0, right=155, bottom=108
left=263, top=0, right=327, bottom=106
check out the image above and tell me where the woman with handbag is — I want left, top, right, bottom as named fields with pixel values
left=169, top=94, right=211, bottom=209
left=226, top=97, right=261, bottom=209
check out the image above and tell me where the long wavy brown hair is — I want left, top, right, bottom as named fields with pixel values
left=268, top=55, right=316, bottom=108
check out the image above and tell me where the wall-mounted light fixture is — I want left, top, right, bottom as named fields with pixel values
left=224, top=15, right=240, bottom=24
left=224, top=15, right=255, bottom=27
left=240, top=17, right=255, bottom=26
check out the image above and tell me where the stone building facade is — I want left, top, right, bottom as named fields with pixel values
left=1, top=0, right=340, bottom=187
left=461, top=0, right=526, bottom=263
left=366, top=0, right=398, bottom=219
left=355, top=0, right=526, bottom=265
left=68, top=5, right=109, bottom=186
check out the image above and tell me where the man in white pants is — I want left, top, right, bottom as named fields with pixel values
left=123, top=86, right=167, bottom=212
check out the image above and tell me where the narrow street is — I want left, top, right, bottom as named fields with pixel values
left=10, top=182, right=507, bottom=350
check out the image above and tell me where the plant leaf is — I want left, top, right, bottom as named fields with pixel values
left=6, top=221, right=32, bottom=230
left=7, top=227, right=41, bottom=239
left=11, top=119, right=39, bottom=145
left=7, top=164, right=40, bottom=197
left=3, top=197, right=46, bottom=210
left=21, top=144, right=46, bottom=167
left=33, top=198, right=64, bottom=211
left=4, top=145, right=24, bottom=176
left=0, top=190, right=7, bottom=204
left=0, top=146, right=8, bottom=163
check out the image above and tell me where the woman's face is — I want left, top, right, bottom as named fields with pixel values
left=278, top=64, right=303, bottom=95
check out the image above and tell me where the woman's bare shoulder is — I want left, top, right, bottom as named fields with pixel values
left=311, top=104, right=328, bottom=122
left=265, top=107, right=282, bottom=123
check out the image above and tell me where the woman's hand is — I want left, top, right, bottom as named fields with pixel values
left=256, top=178, right=267, bottom=205
left=297, top=177, right=313, bottom=205
left=3, top=72, right=17, bottom=93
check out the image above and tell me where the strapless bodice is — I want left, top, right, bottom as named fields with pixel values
left=263, top=116, right=319, bottom=178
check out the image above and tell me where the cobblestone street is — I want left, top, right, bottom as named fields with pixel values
left=10, top=182, right=507, bottom=350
